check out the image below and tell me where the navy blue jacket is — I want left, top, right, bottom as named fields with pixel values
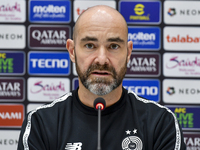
left=18, top=88, right=186, bottom=150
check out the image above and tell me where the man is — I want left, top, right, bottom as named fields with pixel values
left=18, top=5, right=186, bottom=150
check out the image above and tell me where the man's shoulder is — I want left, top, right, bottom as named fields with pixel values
left=126, top=90, right=178, bottom=128
left=127, top=90, right=171, bottom=115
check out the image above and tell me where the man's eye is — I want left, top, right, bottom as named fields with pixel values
left=85, top=43, right=95, bottom=49
left=110, top=44, right=119, bottom=49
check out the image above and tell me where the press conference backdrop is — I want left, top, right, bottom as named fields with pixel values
left=0, top=0, right=200, bottom=149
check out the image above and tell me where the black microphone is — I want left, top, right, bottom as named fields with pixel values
left=93, top=97, right=106, bottom=150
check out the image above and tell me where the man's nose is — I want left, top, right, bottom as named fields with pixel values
left=94, top=46, right=109, bottom=65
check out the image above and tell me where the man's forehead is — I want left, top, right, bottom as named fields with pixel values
left=76, top=20, right=127, bottom=36
left=76, top=27, right=127, bottom=41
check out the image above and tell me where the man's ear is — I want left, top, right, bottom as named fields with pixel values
left=127, top=41, right=133, bottom=63
left=66, top=39, right=75, bottom=63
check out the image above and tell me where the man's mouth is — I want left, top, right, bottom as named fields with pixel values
left=91, top=71, right=111, bottom=76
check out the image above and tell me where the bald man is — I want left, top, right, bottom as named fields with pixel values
left=18, top=5, right=186, bottom=150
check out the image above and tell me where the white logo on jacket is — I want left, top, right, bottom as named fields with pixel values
left=122, top=129, right=143, bottom=150
left=65, top=142, right=82, bottom=150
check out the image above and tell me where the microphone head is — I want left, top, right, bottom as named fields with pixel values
left=93, top=97, right=106, bottom=111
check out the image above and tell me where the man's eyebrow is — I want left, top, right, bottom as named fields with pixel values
left=80, top=36, right=125, bottom=43
left=107, top=37, right=125, bottom=43
left=81, top=36, right=98, bottom=42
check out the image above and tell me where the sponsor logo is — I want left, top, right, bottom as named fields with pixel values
left=0, top=130, right=20, bottom=149
left=0, top=104, right=24, bottom=127
left=28, top=25, right=70, bottom=49
left=28, top=52, right=70, bottom=75
left=126, top=53, right=160, bottom=76
left=166, top=87, right=175, bottom=95
left=0, top=78, right=24, bottom=101
left=168, top=8, right=176, bottom=16
left=128, top=27, right=160, bottom=50
left=119, top=1, right=161, bottom=24
left=163, top=79, right=200, bottom=104
left=123, top=79, right=160, bottom=102
left=0, top=1, right=26, bottom=22
left=0, top=25, right=25, bottom=49
left=73, top=78, right=79, bottom=90
left=167, top=106, right=200, bottom=130
left=29, top=0, right=71, bottom=23
left=164, top=1, right=200, bottom=24
left=164, top=27, right=200, bottom=51
left=183, top=132, right=200, bottom=149
left=0, top=52, right=25, bottom=75
left=28, top=77, right=70, bottom=101
left=163, top=53, right=200, bottom=77
left=73, top=1, right=116, bottom=22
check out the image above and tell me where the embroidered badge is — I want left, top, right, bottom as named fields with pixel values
left=122, top=129, right=143, bottom=150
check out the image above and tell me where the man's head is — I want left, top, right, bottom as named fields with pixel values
left=67, top=5, right=133, bottom=96
left=73, top=5, right=128, bottom=44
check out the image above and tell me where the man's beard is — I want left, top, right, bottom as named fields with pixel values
left=75, top=54, right=127, bottom=96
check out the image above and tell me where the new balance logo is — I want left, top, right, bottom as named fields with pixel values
left=65, top=142, right=82, bottom=150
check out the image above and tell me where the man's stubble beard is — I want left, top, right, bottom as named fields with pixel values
left=75, top=49, right=127, bottom=96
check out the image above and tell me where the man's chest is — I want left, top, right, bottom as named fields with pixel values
left=54, top=114, right=145, bottom=150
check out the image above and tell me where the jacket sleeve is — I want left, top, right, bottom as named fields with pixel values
left=153, top=109, right=186, bottom=150
left=17, top=111, right=49, bottom=150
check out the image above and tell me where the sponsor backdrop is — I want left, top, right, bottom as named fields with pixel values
left=0, top=0, right=199, bottom=149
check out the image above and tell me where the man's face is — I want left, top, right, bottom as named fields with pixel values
left=75, top=52, right=127, bottom=96
left=73, top=9, right=130, bottom=96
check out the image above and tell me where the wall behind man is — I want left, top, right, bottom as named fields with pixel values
left=0, top=0, right=199, bottom=149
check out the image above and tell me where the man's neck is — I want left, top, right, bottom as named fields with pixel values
left=78, top=83, right=123, bottom=108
